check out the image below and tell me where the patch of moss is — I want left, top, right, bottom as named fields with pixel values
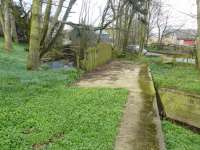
left=160, top=89, right=200, bottom=128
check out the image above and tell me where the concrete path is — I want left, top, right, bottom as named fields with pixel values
left=77, top=61, right=165, bottom=150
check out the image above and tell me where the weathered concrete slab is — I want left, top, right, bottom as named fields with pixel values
left=77, top=61, right=165, bottom=150
left=159, top=88, right=200, bottom=128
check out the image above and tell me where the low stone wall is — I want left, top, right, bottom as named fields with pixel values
left=81, top=43, right=112, bottom=71
left=159, top=88, right=200, bottom=128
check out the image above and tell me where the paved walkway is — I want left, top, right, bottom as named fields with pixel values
left=77, top=61, right=165, bottom=150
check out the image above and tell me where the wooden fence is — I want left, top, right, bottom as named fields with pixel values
left=81, top=43, right=112, bottom=71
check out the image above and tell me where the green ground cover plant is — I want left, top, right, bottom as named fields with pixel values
left=149, top=59, right=200, bottom=150
left=162, top=121, right=200, bottom=150
left=150, top=63, right=200, bottom=95
left=0, top=39, right=128, bottom=149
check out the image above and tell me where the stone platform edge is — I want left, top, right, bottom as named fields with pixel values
left=148, top=68, right=166, bottom=150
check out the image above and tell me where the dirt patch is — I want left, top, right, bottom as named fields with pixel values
left=32, top=132, right=64, bottom=150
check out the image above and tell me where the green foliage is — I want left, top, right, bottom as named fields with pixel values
left=0, top=39, right=128, bottom=149
left=0, top=86, right=128, bottom=149
left=148, top=58, right=200, bottom=149
left=112, top=49, right=125, bottom=59
left=150, top=63, right=200, bottom=94
left=146, top=45, right=160, bottom=52
left=141, top=56, right=162, bottom=64
left=159, top=89, right=200, bottom=129
left=81, top=43, right=112, bottom=71
left=162, top=121, right=200, bottom=150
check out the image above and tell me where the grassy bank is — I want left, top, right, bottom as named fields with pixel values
left=149, top=60, right=200, bottom=149
left=162, top=121, right=200, bottom=150
left=0, top=39, right=128, bottom=149
left=150, top=63, right=200, bottom=95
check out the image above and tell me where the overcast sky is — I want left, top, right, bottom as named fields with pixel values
left=67, top=0, right=197, bottom=29
left=163, top=0, right=197, bottom=29
left=67, top=0, right=107, bottom=26
left=23, top=0, right=197, bottom=29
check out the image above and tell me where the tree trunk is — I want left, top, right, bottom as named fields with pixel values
left=40, top=0, right=52, bottom=45
left=0, top=5, right=5, bottom=33
left=11, top=13, right=18, bottom=43
left=139, top=0, right=149, bottom=55
left=27, top=0, right=41, bottom=70
left=122, top=6, right=129, bottom=50
left=196, top=0, right=200, bottom=68
left=117, top=6, right=123, bottom=50
left=123, top=8, right=134, bottom=50
left=145, top=0, right=151, bottom=45
left=4, top=0, right=12, bottom=50
left=139, top=22, right=145, bottom=55
left=115, top=1, right=123, bottom=50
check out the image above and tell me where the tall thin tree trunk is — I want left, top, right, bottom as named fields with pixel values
left=139, top=0, right=148, bottom=55
left=40, top=0, right=52, bottom=45
left=27, top=0, right=41, bottom=70
left=123, top=8, right=134, bottom=50
left=0, top=6, right=5, bottom=33
left=122, top=6, right=129, bottom=50
left=139, top=22, right=145, bottom=55
left=117, top=8, right=123, bottom=50
left=196, top=0, right=200, bottom=68
left=11, top=13, right=18, bottom=43
left=115, top=1, right=122, bottom=50
left=4, top=0, right=12, bottom=50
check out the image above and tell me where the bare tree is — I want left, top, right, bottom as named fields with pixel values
left=27, top=0, right=77, bottom=70
left=146, top=0, right=160, bottom=44
left=155, top=3, right=184, bottom=49
left=97, top=0, right=112, bottom=43
left=156, top=12, right=170, bottom=45
left=109, top=0, right=151, bottom=51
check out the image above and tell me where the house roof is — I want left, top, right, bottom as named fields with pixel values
left=175, top=29, right=197, bottom=40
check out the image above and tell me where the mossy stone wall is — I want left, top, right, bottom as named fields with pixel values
left=159, top=88, right=200, bottom=128
left=81, top=43, right=112, bottom=71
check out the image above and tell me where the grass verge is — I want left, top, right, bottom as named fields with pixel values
left=0, top=39, right=128, bottom=149
left=162, top=120, right=200, bottom=150
left=149, top=59, right=200, bottom=150
left=150, top=63, right=200, bottom=95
